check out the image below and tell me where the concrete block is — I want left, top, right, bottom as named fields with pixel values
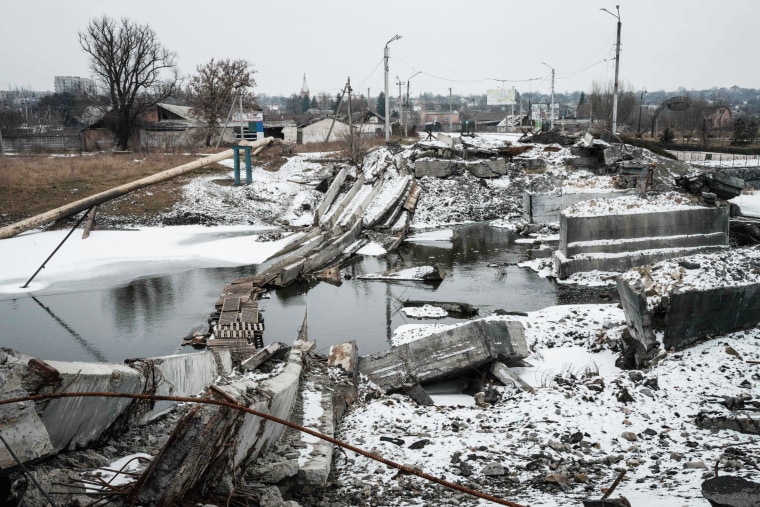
left=131, top=351, right=232, bottom=421
left=359, top=319, right=527, bottom=391
left=40, top=361, right=142, bottom=451
left=0, top=391, right=54, bottom=469
left=524, top=190, right=631, bottom=224
left=554, top=204, right=731, bottom=278
left=618, top=265, right=760, bottom=357
left=328, top=341, right=359, bottom=383
left=414, top=158, right=455, bottom=178
left=559, top=205, right=729, bottom=247
left=240, top=342, right=290, bottom=372
left=463, top=158, right=507, bottom=178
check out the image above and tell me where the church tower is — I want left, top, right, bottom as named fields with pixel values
left=300, top=73, right=309, bottom=98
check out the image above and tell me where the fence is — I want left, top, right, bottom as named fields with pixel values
left=2, top=133, right=83, bottom=152
left=668, top=150, right=760, bottom=169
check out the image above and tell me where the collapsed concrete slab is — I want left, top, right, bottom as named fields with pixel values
left=37, top=360, right=143, bottom=451
left=131, top=340, right=310, bottom=504
left=358, top=318, right=528, bottom=392
left=553, top=192, right=730, bottom=279
left=0, top=348, right=235, bottom=476
left=127, top=350, right=232, bottom=421
left=617, top=248, right=760, bottom=361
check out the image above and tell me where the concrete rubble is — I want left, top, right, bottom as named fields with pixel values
left=4, top=132, right=760, bottom=506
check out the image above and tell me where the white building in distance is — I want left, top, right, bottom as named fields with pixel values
left=54, top=76, right=98, bottom=95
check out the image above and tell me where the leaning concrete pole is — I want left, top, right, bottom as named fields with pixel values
left=0, top=137, right=274, bottom=240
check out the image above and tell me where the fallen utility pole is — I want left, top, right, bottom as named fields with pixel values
left=0, top=137, right=274, bottom=241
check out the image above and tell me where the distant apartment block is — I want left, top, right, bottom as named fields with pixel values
left=54, top=76, right=98, bottom=95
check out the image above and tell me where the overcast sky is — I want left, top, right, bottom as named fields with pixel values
left=1, top=0, right=757, bottom=101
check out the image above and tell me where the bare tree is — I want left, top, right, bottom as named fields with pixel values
left=79, top=16, right=178, bottom=150
left=188, top=58, right=257, bottom=146
left=589, top=80, right=637, bottom=133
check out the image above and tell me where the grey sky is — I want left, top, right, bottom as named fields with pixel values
left=1, top=0, right=757, bottom=100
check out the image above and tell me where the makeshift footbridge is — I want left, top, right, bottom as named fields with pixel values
left=186, top=156, right=422, bottom=352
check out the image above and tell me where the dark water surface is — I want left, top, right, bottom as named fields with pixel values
left=0, top=223, right=614, bottom=362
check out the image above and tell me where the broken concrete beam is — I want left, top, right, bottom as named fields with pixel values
left=402, top=383, right=434, bottom=406
left=489, top=361, right=535, bottom=393
left=433, top=132, right=459, bottom=148
left=240, top=342, right=291, bottom=372
left=297, top=384, right=334, bottom=485
left=37, top=360, right=142, bottom=452
left=132, top=341, right=310, bottom=504
left=315, top=168, right=347, bottom=221
left=127, top=350, right=232, bottom=421
left=359, top=319, right=528, bottom=392
left=328, top=341, right=359, bottom=384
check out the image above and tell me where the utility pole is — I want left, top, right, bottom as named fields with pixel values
left=347, top=77, right=353, bottom=132
left=405, top=71, right=421, bottom=138
left=542, top=62, right=555, bottom=131
left=637, top=88, right=646, bottom=137
left=449, top=87, right=452, bottom=132
left=602, top=5, right=621, bottom=135
left=396, top=76, right=404, bottom=135
left=384, top=34, right=401, bottom=141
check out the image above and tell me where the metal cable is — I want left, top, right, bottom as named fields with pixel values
left=0, top=392, right=526, bottom=507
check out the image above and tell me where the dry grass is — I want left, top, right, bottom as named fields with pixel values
left=0, top=152, right=230, bottom=226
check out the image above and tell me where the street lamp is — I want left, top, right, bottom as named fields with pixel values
left=542, top=62, right=555, bottom=131
left=637, top=88, right=647, bottom=138
left=600, top=5, right=621, bottom=135
left=384, top=34, right=402, bottom=141
left=405, top=70, right=421, bottom=137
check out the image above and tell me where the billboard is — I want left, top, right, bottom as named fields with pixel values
left=232, top=111, right=264, bottom=122
left=486, top=88, right=516, bottom=106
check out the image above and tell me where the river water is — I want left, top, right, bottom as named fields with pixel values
left=0, top=223, right=614, bottom=362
